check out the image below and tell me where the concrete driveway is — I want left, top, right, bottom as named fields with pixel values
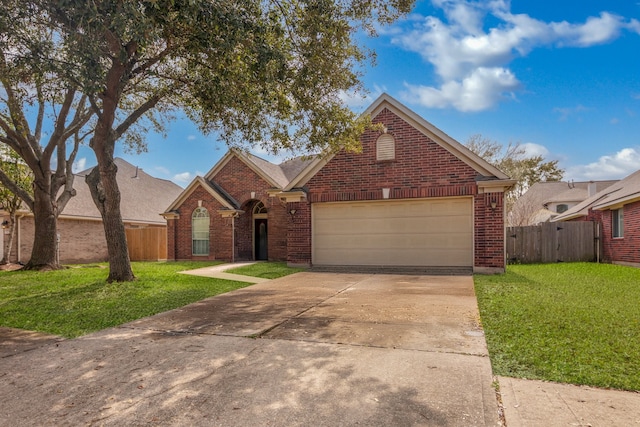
left=0, top=272, right=500, bottom=426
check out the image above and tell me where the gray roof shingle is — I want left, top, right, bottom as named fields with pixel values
left=64, top=158, right=183, bottom=224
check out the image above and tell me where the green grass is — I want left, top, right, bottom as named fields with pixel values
left=475, top=263, right=640, bottom=391
left=225, top=261, right=305, bottom=279
left=0, top=261, right=251, bottom=338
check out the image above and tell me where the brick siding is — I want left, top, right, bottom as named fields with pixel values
left=169, top=107, right=507, bottom=271
left=600, top=201, right=640, bottom=264
left=6, top=216, right=165, bottom=264
left=169, top=157, right=289, bottom=262
left=300, top=107, right=506, bottom=270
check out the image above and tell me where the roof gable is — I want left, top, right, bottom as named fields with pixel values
left=286, top=93, right=513, bottom=190
left=163, top=176, right=238, bottom=213
left=552, top=173, right=639, bottom=221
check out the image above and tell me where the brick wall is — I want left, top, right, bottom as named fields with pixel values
left=169, top=157, right=289, bottom=262
left=601, top=201, right=640, bottom=265
left=170, top=186, right=231, bottom=261
left=299, top=107, right=505, bottom=271
left=7, top=216, right=166, bottom=264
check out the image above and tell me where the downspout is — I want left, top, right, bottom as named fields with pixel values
left=596, top=222, right=600, bottom=263
left=16, top=214, right=23, bottom=263
left=231, top=214, right=236, bottom=263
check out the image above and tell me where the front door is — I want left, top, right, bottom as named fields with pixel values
left=254, top=219, right=268, bottom=260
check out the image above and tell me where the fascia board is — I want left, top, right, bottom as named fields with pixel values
left=207, top=149, right=282, bottom=189
left=593, top=192, right=640, bottom=211
left=164, top=176, right=234, bottom=213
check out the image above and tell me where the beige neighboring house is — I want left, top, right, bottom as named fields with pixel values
left=510, top=180, right=618, bottom=225
left=0, top=158, right=182, bottom=264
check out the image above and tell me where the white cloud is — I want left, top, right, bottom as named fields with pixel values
left=172, top=172, right=193, bottom=183
left=401, top=67, right=520, bottom=112
left=520, top=142, right=549, bottom=157
left=553, top=104, right=589, bottom=121
left=391, top=2, right=636, bottom=111
left=72, top=157, right=87, bottom=173
left=187, top=135, right=197, bottom=141
left=565, top=147, right=640, bottom=180
left=339, top=85, right=386, bottom=110
left=155, top=166, right=170, bottom=175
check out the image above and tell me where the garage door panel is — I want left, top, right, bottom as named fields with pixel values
left=316, top=216, right=471, bottom=235
left=312, top=198, right=473, bottom=267
left=314, top=248, right=472, bottom=266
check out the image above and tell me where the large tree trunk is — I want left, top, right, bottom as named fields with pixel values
left=23, top=183, right=60, bottom=270
left=86, top=157, right=134, bottom=282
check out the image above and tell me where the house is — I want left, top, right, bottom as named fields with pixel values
left=510, top=180, right=617, bottom=225
left=163, top=94, right=515, bottom=273
left=553, top=169, right=640, bottom=267
left=0, top=158, right=183, bottom=264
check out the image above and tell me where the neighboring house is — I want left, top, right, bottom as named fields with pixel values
left=510, top=180, right=617, bottom=225
left=553, top=169, right=640, bottom=267
left=0, top=158, right=182, bottom=264
left=163, top=94, right=515, bottom=273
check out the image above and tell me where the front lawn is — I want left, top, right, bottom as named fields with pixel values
left=0, top=261, right=251, bottom=338
left=475, top=263, right=640, bottom=391
left=226, top=261, right=305, bottom=279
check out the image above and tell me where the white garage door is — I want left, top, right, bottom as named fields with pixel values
left=312, top=198, right=473, bottom=267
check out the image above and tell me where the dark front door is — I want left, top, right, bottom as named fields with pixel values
left=255, top=219, right=268, bottom=260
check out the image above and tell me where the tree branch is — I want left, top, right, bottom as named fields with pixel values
left=114, top=93, right=163, bottom=139
left=0, top=166, right=34, bottom=211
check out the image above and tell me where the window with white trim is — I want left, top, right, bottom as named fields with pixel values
left=192, top=207, right=210, bottom=255
left=612, top=208, right=624, bottom=238
left=376, top=133, right=395, bottom=161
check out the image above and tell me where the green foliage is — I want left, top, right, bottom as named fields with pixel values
left=0, top=145, right=32, bottom=212
left=465, top=134, right=564, bottom=216
left=475, top=263, right=640, bottom=391
left=3, top=0, right=413, bottom=155
left=0, top=261, right=252, bottom=338
left=226, top=261, right=305, bottom=279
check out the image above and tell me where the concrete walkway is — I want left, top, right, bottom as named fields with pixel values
left=178, top=261, right=270, bottom=284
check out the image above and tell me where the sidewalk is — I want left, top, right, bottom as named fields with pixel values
left=178, top=262, right=270, bottom=284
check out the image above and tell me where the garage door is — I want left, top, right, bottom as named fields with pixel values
left=312, top=198, right=473, bottom=267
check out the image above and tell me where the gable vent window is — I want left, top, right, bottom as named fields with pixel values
left=192, top=207, right=210, bottom=255
left=376, top=133, right=395, bottom=161
left=556, top=204, right=568, bottom=213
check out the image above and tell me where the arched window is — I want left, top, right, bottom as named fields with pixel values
left=253, top=201, right=267, bottom=215
left=192, top=207, right=210, bottom=255
left=376, top=133, right=395, bottom=161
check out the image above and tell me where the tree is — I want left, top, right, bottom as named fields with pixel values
left=0, top=6, right=92, bottom=270
left=0, top=146, right=33, bottom=265
left=465, top=134, right=564, bottom=224
left=2, top=0, right=413, bottom=281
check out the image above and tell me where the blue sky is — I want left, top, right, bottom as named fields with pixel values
left=75, top=0, right=640, bottom=187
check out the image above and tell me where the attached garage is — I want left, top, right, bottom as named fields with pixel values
left=312, top=197, right=473, bottom=267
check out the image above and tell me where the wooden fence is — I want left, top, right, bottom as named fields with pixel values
left=125, top=227, right=167, bottom=261
left=506, top=221, right=600, bottom=264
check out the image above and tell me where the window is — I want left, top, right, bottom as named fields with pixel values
left=556, top=204, right=568, bottom=213
left=376, top=133, right=395, bottom=161
left=192, top=207, right=210, bottom=255
left=612, top=208, right=624, bottom=238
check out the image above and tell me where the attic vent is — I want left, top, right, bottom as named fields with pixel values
left=376, top=133, right=395, bottom=161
